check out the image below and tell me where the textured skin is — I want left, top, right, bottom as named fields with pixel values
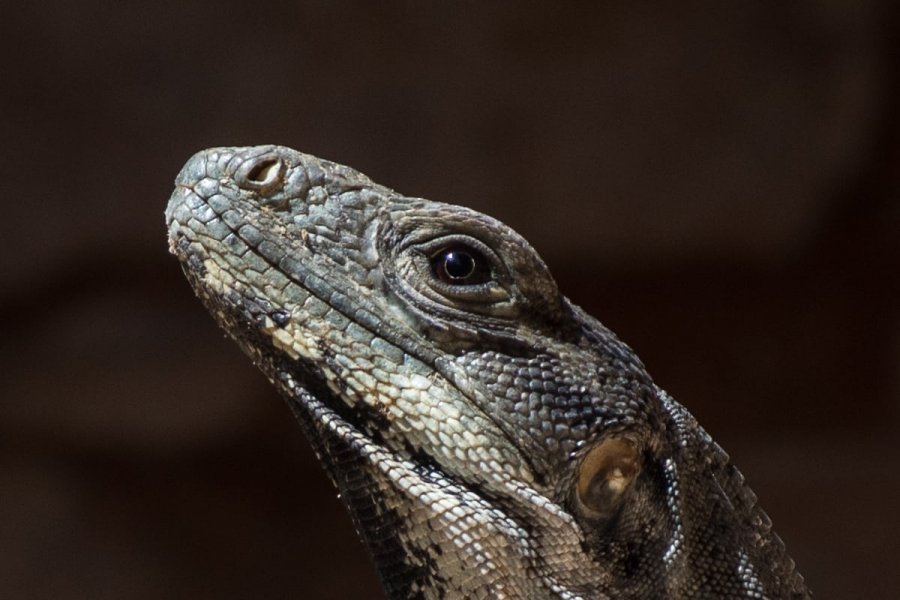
left=166, top=145, right=811, bottom=599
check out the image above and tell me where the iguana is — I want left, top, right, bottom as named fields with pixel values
left=165, top=145, right=810, bottom=599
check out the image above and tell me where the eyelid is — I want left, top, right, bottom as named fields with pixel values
left=414, top=234, right=497, bottom=261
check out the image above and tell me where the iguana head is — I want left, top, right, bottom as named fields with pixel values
left=167, top=145, right=810, bottom=599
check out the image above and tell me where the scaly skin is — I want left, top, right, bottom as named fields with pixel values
left=166, top=145, right=810, bottom=599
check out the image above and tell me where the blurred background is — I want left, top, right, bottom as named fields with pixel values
left=2, top=1, right=898, bottom=598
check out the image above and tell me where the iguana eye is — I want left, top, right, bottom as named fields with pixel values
left=576, top=437, right=641, bottom=518
left=430, top=246, right=492, bottom=285
left=402, top=234, right=510, bottom=308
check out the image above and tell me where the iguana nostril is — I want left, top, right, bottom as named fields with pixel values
left=235, top=154, right=286, bottom=195
left=246, top=158, right=281, bottom=185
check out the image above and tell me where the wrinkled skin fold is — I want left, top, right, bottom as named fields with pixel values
left=166, top=145, right=810, bottom=599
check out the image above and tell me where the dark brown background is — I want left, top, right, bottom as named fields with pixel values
left=2, top=2, right=898, bottom=598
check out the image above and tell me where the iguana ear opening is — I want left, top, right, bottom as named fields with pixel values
left=575, top=437, right=641, bottom=519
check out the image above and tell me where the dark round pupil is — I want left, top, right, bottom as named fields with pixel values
left=442, top=251, right=476, bottom=279
left=430, top=245, right=492, bottom=286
